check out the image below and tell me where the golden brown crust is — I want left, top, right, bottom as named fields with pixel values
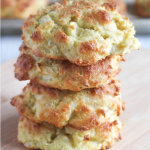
left=14, top=53, right=34, bottom=80
left=79, top=40, right=104, bottom=53
left=69, top=116, right=100, bottom=131
left=90, top=79, right=121, bottom=97
left=21, top=21, right=34, bottom=30
left=18, top=116, right=122, bottom=150
left=11, top=80, right=124, bottom=129
left=97, top=108, right=106, bottom=117
left=14, top=43, right=122, bottom=91
left=30, top=27, right=45, bottom=42
left=15, top=54, right=34, bottom=70
left=11, top=95, right=25, bottom=113
left=53, top=29, right=69, bottom=43
left=87, top=9, right=111, bottom=24
left=84, top=135, right=90, bottom=141
left=135, top=0, right=150, bottom=17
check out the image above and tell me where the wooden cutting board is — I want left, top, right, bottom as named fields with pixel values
left=1, top=47, right=150, bottom=150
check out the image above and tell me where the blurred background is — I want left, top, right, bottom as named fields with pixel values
left=1, top=0, right=150, bottom=63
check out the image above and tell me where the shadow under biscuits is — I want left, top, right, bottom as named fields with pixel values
left=1, top=114, right=26, bottom=150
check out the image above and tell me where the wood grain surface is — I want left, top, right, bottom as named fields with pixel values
left=1, top=47, right=150, bottom=150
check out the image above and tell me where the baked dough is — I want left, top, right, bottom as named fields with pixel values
left=21, top=1, right=140, bottom=66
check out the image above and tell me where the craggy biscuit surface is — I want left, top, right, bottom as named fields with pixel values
left=62, top=0, right=126, bottom=15
left=11, top=80, right=124, bottom=129
left=1, top=0, right=48, bottom=19
left=18, top=116, right=122, bottom=150
left=135, top=0, right=150, bottom=17
left=21, top=1, right=140, bottom=66
left=14, top=43, right=122, bottom=91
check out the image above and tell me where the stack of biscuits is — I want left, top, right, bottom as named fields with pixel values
left=11, top=1, right=140, bottom=150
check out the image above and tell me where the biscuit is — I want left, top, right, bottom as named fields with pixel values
left=1, top=0, right=48, bottom=19
left=21, top=1, right=140, bottom=66
left=14, top=43, right=122, bottom=91
left=11, top=80, right=125, bottom=129
left=18, top=116, right=122, bottom=150
left=135, top=0, right=150, bottom=18
left=1, top=0, right=15, bottom=18
left=62, top=0, right=126, bottom=15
